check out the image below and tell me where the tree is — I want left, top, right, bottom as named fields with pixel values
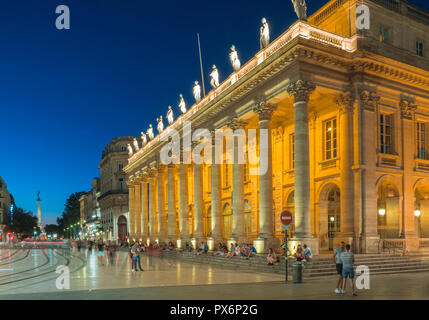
left=45, top=224, right=60, bottom=236
left=9, top=206, right=38, bottom=236
left=57, top=191, right=86, bottom=237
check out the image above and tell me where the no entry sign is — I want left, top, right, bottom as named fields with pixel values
left=280, top=210, right=293, bottom=226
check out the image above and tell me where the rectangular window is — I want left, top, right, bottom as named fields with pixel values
left=118, top=164, right=123, bottom=172
left=207, top=166, right=212, bottom=189
left=224, top=165, right=230, bottom=187
left=119, top=179, right=124, bottom=192
left=417, top=41, right=424, bottom=57
left=323, top=118, right=337, bottom=160
left=380, top=114, right=393, bottom=154
left=417, top=122, right=428, bottom=160
left=290, top=134, right=295, bottom=169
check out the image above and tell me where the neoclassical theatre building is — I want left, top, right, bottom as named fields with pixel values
left=124, top=0, right=429, bottom=254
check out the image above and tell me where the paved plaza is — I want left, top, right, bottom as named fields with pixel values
left=0, top=248, right=428, bottom=300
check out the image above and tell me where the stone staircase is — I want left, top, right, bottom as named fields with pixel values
left=160, top=250, right=429, bottom=279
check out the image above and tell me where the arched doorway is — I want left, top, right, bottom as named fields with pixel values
left=222, top=203, right=232, bottom=239
left=377, top=180, right=400, bottom=239
left=415, top=182, right=429, bottom=238
left=327, top=187, right=340, bottom=250
left=318, top=184, right=340, bottom=251
left=117, top=215, right=127, bottom=241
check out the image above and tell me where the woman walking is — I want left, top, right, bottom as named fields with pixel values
left=97, top=239, right=105, bottom=266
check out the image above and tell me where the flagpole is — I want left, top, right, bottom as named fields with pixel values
left=197, top=33, right=206, bottom=97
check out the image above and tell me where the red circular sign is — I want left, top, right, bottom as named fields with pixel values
left=280, top=211, right=293, bottom=226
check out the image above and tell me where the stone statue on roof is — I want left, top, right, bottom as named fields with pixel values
left=210, top=65, right=219, bottom=88
left=291, top=0, right=307, bottom=21
left=141, top=131, right=147, bottom=146
left=157, top=116, right=164, bottom=133
left=193, top=81, right=201, bottom=102
left=260, top=17, right=270, bottom=49
left=147, top=124, right=154, bottom=140
left=229, top=45, right=241, bottom=71
left=127, top=143, right=133, bottom=156
left=179, top=94, right=187, bottom=114
left=167, top=106, right=174, bottom=125
left=133, top=138, right=140, bottom=151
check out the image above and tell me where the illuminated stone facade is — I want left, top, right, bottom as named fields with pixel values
left=124, top=0, right=429, bottom=254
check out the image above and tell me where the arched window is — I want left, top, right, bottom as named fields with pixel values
left=222, top=203, right=232, bottom=239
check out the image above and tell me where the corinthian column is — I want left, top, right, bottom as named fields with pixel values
left=179, top=159, right=190, bottom=243
left=286, top=79, right=319, bottom=253
left=336, top=91, right=356, bottom=247
left=148, top=169, right=156, bottom=242
left=252, top=100, right=279, bottom=253
left=158, top=164, right=167, bottom=243
left=227, top=117, right=248, bottom=243
left=210, top=133, right=222, bottom=245
left=167, top=164, right=177, bottom=242
left=134, top=177, right=141, bottom=240
left=141, top=173, right=149, bottom=244
left=128, top=180, right=135, bottom=239
left=193, top=161, right=204, bottom=241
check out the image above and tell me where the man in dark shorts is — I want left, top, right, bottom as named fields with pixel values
left=333, top=241, right=345, bottom=294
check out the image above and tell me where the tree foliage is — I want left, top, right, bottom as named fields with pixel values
left=9, top=206, right=38, bottom=235
left=57, top=191, right=86, bottom=236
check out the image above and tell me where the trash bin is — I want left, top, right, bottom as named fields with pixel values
left=293, top=262, right=303, bottom=283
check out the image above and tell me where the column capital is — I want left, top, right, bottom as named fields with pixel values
left=359, top=89, right=380, bottom=112
left=286, top=79, right=316, bottom=103
left=148, top=168, right=156, bottom=178
left=336, top=90, right=355, bottom=114
left=399, top=98, right=417, bottom=120
left=253, top=98, right=277, bottom=120
left=226, top=117, right=248, bottom=130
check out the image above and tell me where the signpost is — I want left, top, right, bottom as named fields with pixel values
left=280, top=210, right=293, bottom=282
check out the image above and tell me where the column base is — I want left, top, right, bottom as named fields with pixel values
left=288, top=237, right=319, bottom=256
left=191, top=237, right=206, bottom=250
left=207, top=236, right=224, bottom=251
left=359, top=234, right=380, bottom=254
left=253, top=236, right=281, bottom=254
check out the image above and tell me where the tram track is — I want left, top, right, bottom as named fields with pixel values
left=0, top=250, right=30, bottom=266
left=0, top=249, right=70, bottom=286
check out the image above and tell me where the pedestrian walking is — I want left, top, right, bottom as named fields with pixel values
left=334, top=241, right=345, bottom=294
left=340, top=244, right=357, bottom=296
left=97, top=239, right=105, bottom=266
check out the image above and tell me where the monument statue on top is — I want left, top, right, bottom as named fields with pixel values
left=260, top=17, right=270, bottom=49
left=36, top=191, right=45, bottom=235
left=179, top=94, right=187, bottom=114
left=193, top=81, right=201, bottom=102
left=291, top=0, right=307, bottom=21
left=229, top=45, right=241, bottom=71
left=167, top=106, right=174, bottom=125
left=210, top=65, right=220, bottom=88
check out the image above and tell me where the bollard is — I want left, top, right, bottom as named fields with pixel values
left=293, top=262, right=303, bottom=283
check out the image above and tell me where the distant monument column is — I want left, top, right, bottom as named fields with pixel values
left=36, top=191, right=45, bottom=235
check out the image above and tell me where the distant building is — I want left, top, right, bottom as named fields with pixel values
left=79, top=178, right=100, bottom=239
left=0, top=176, right=12, bottom=241
left=98, top=136, right=135, bottom=241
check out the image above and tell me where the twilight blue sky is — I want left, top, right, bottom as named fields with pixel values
left=0, top=0, right=427, bottom=225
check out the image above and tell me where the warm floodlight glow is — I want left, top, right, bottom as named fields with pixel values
left=378, top=209, right=386, bottom=216
left=414, top=210, right=421, bottom=217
